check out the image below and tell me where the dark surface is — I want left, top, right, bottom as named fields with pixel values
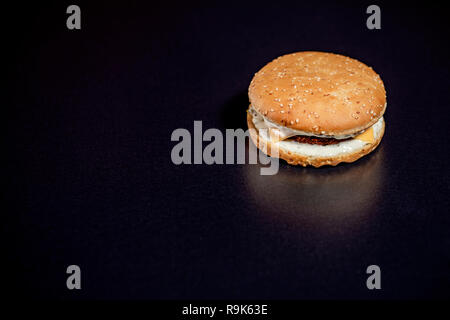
left=5, top=1, right=450, bottom=299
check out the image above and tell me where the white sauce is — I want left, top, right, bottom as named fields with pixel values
left=260, top=111, right=361, bottom=140
left=250, top=107, right=384, bottom=158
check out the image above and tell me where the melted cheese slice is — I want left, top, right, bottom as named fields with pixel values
left=269, top=126, right=375, bottom=144
left=354, top=127, right=375, bottom=143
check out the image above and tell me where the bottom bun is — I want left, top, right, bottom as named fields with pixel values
left=247, top=112, right=385, bottom=167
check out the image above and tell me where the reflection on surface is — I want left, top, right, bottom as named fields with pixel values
left=243, top=146, right=386, bottom=236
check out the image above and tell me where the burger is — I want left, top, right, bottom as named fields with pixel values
left=247, top=51, right=386, bottom=167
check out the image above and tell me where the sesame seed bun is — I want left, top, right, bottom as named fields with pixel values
left=247, top=111, right=385, bottom=167
left=248, top=51, right=386, bottom=136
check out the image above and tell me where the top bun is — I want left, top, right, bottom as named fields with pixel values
left=248, top=51, right=386, bottom=136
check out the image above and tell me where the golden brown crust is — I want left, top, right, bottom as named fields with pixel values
left=247, top=112, right=385, bottom=167
left=248, top=51, right=386, bottom=136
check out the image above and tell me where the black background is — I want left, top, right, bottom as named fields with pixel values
left=5, top=0, right=450, bottom=300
